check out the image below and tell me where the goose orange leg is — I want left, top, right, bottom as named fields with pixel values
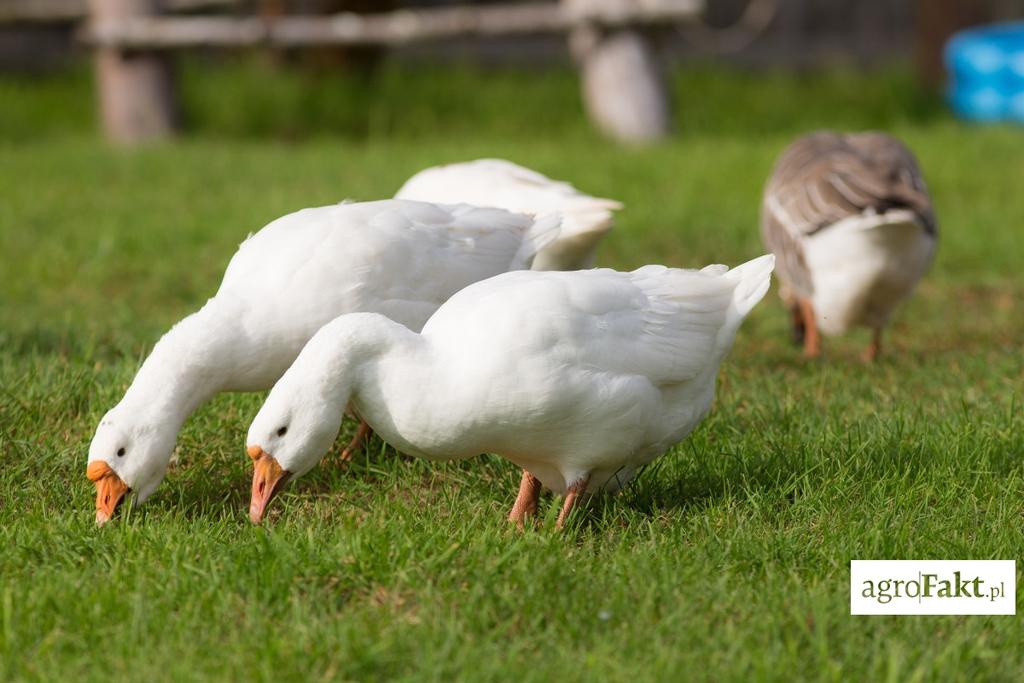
left=556, top=475, right=590, bottom=529
left=798, top=299, right=820, bottom=358
left=508, top=470, right=542, bottom=529
left=862, top=328, right=882, bottom=363
left=339, top=420, right=372, bottom=462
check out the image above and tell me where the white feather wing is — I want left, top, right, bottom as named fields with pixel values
left=423, top=266, right=739, bottom=385
left=395, top=159, right=621, bottom=254
left=218, top=199, right=553, bottom=332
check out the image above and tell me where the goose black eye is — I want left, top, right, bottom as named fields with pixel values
left=116, top=447, right=126, bottom=457
left=276, top=427, right=288, bottom=437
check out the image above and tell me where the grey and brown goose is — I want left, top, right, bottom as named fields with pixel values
left=760, top=131, right=937, bottom=361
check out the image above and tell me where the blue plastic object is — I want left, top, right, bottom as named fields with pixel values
left=945, top=22, right=1024, bottom=122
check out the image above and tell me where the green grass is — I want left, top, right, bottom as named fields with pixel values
left=1, top=60, right=1023, bottom=682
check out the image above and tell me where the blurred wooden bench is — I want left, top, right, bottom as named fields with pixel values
left=3, top=0, right=703, bottom=144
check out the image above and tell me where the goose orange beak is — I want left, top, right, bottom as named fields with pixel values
left=87, top=460, right=130, bottom=526
left=248, top=445, right=291, bottom=524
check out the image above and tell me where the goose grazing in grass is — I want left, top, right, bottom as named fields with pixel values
left=246, top=254, right=774, bottom=528
left=761, top=131, right=937, bottom=361
left=395, top=158, right=622, bottom=271
left=86, top=200, right=560, bottom=525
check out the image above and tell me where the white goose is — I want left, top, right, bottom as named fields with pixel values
left=395, top=158, right=622, bottom=271
left=761, top=131, right=937, bottom=360
left=245, top=255, right=774, bottom=527
left=86, top=199, right=560, bottom=524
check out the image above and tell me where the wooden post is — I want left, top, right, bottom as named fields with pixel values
left=913, top=0, right=989, bottom=89
left=89, top=0, right=179, bottom=143
left=567, top=0, right=671, bottom=144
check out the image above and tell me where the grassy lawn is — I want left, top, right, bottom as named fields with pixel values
left=1, top=59, right=1022, bottom=681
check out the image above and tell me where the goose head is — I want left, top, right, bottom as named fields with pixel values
left=87, top=407, right=178, bottom=525
left=245, top=312, right=410, bottom=523
left=245, top=359, right=348, bottom=524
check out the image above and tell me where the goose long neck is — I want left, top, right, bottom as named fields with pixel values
left=315, top=313, right=432, bottom=424
left=119, top=300, right=239, bottom=427
left=312, top=313, right=465, bottom=460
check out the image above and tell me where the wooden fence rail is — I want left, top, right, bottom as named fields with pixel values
left=0, top=0, right=238, bottom=23
left=84, top=2, right=701, bottom=48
